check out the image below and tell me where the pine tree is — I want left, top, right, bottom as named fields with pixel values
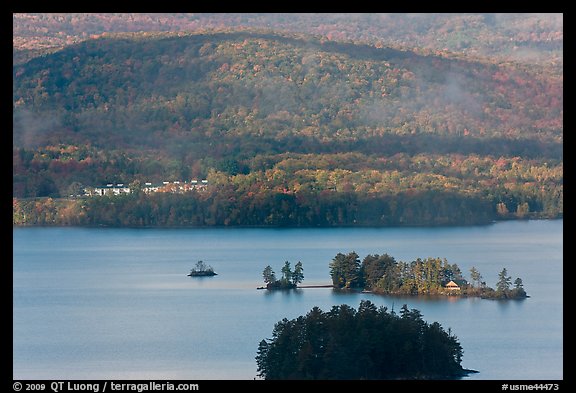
left=292, top=261, right=304, bottom=285
left=329, top=252, right=361, bottom=289
left=280, top=261, right=292, bottom=284
left=262, top=265, right=276, bottom=285
left=496, top=267, right=512, bottom=293
left=469, top=266, right=483, bottom=289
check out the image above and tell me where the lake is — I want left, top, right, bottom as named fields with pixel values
left=13, top=219, right=563, bottom=380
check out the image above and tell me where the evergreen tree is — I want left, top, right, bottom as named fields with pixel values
left=262, top=265, right=276, bottom=284
left=496, top=267, right=512, bottom=293
left=280, top=261, right=292, bottom=284
left=255, top=339, right=270, bottom=378
left=329, top=253, right=348, bottom=288
left=329, top=251, right=361, bottom=289
left=511, top=277, right=527, bottom=298
left=291, top=261, right=304, bottom=285
left=469, top=266, right=483, bottom=289
left=361, top=253, right=396, bottom=289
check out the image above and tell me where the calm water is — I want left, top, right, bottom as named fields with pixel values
left=13, top=220, right=563, bottom=380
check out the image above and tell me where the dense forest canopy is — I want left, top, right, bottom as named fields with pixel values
left=12, top=15, right=563, bottom=227
left=256, top=300, right=468, bottom=379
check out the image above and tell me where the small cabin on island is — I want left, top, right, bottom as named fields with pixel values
left=445, top=280, right=461, bottom=291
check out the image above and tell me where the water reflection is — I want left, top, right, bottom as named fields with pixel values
left=262, top=288, right=305, bottom=297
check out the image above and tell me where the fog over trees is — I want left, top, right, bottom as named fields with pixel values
left=13, top=14, right=562, bottom=227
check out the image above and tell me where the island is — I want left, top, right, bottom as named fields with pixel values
left=256, top=300, right=478, bottom=379
left=257, top=253, right=527, bottom=300
left=258, top=261, right=303, bottom=290
left=329, top=251, right=528, bottom=300
left=187, top=260, right=217, bottom=277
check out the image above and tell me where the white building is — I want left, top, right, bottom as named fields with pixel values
left=85, top=184, right=131, bottom=196
left=85, top=179, right=208, bottom=197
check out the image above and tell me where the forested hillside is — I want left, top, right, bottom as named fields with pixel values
left=13, top=13, right=563, bottom=68
left=12, top=27, right=563, bottom=227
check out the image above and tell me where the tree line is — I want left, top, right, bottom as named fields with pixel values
left=12, top=146, right=563, bottom=227
left=12, top=188, right=499, bottom=227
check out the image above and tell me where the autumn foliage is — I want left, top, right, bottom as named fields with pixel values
left=12, top=27, right=562, bottom=227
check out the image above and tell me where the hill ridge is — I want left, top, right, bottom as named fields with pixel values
left=12, top=28, right=563, bottom=226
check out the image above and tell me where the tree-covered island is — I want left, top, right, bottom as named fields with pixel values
left=330, top=251, right=527, bottom=299
left=187, top=260, right=217, bottom=277
left=256, top=300, right=476, bottom=379
left=260, top=261, right=304, bottom=289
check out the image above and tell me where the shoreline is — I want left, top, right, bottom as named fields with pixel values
left=11, top=217, right=564, bottom=230
left=256, top=285, right=529, bottom=300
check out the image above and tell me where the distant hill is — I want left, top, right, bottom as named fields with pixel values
left=13, top=13, right=563, bottom=68
left=13, top=30, right=562, bottom=148
left=12, top=29, right=563, bottom=226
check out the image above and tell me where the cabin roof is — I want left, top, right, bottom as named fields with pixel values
left=445, top=280, right=462, bottom=289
